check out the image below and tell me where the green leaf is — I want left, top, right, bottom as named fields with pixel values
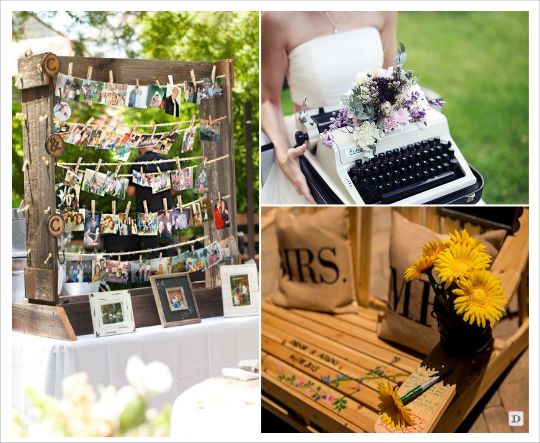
left=119, top=395, right=147, bottom=434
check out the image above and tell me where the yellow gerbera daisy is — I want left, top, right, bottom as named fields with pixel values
left=445, top=229, right=486, bottom=253
left=434, top=243, right=491, bottom=289
left=377, top=382, right=415, bottom=430
left=404, top=240, right=447, bottom=281
left=453, top=269, right=506, bottom=328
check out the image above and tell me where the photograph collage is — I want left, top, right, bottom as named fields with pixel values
left=3, top=4, right=538, bottom=443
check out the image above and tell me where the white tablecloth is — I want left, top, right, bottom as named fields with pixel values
left=12, top=316, right=259, bottom=418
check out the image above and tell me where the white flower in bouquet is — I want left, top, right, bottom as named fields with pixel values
left=126, top=355, right=173, bottom=397
left=352, top=121, right=381, bottom=149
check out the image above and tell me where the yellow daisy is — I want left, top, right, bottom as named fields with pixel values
left=377, top=382, right=415, bottom=430
left=453, top=269, right=506, bottom=328
left=445, top=229, right=486, bottom=253
left=404, top=240, right=447, bottom=281
left=434, top=243, right=491, bottom=288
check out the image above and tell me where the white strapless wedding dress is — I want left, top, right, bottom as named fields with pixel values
left=262, top=27, right=384, bottom=205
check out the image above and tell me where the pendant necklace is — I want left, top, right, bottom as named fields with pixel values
left=325, top=11, right=347, bottom=34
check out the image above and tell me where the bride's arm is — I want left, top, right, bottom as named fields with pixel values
left=261, top=12, right=315, bottom=204
left=380, top=12, right=398, bottom=69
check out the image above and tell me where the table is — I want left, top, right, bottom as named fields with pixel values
left=170, top=376, right=260, bottom=438
left=13, top=315, right=259, bottom=418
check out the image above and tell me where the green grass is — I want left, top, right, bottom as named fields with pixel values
left=281, top=12, right=529, bottom=204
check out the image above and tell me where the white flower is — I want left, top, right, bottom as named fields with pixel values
left=353, top=121, right=381, bottom=149
left=126, top=355, right=173, bottom=397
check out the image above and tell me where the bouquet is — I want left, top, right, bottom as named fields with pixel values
left=321, top=42, right=446, bottom=162
left=404, top=229, right=507, bottom=357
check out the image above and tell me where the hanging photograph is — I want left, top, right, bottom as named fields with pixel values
left=181, top=126, right=196, bottom=152
left=206, top=241, right=222, bottom=268
left=117, top=213, right=135, bottom=236
left=146, top=85, right=167, bottom=108
left=64, top=259, right=93, bottom=283
left=171, top=252, right=190, bottom=273
left=171, top=168, right=193, bottom=191
left=83, top=212, right=101, bottom=247
left=151, top=172, right=172, bottom=194
left=99, top=214, right=119, bottom=234
left=99, top=131, right=122, bottom=151
left=200, top=198, right=214, bottom=223
left=53, top=122, right=70, bottom=140
left=149, top=256, right=172, bottom=276
left=54, top=102, right=71, bottom=122
left=87, top=129, right=104, bottom=147
left=56, top=183, right=79, bottom=210
left=103, top=175, right=129, bottom=200
left=81, top=169, right=108, bottom=197
left=80, top=79, right=104, bottom=104
left=127, top=132, right=143, bottom=148
left=65, top=124, right=85, bottom=145
left=137, top=212, right=158, bottom=236
left=172, top=208, right=190, bottom=230
left=126, top=84, right=148, bottom=108
left=199, top=120, right=221, bottom=143
left=164, top=84, right=182, bottom=117
left=191, top=200, right=203, bottom=226
left=157, top=210, right=174, bottom=244
left=220, top=264, right=259, bottom=317
left=194, top=163, right=210, bottom=193
left=201, top=77, right=223, bottom=99
left=93, top=257, right=108, bottom=282
left=112, top=84, right=128, bottom=106
left=131, top=260, right=150, bottom=283
left=56, top=73, right=83, bottom=102
left=213, top=197, right=230, bottom=230
left=137, top=133, right=163, bottom=149
left=113, top=143, right=132, bottom=162
left=104, top=259, right=130, bottom=284
left=149, top=273, right=201, bottom=328
left=89, top=290, right=136, bottom=337
left=183, top=80, right=197, bottom=103
left=60, top=208, right=85, bottom=232
left=154, top=130, right=180, bottom=155
left=63, top=167, right=83, bottom=188
left=191, top=247, right=208, bottom=272
left=131, top=169, right=153, bottom=187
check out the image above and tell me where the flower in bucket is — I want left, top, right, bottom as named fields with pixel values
left=13, top=356, right=172, bottom=437
left=404, top=229, right=507, bottom=334
left=320, top=42, right=445, bottom=162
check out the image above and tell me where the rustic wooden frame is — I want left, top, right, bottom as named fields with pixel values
left=14, top=52, right=237, bottom=341
left=149, top=273, right=201, bottom=327
left=89, top=290, right=136, bottom=337
left=219, top=263, right=260, bottom=318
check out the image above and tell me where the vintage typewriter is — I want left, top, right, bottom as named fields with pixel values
left=293, top=101, right=484, bottom=205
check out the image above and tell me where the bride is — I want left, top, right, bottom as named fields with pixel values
left=261, top=11, right=397, bottom=204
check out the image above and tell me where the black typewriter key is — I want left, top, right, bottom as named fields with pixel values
left=360, top=178, right=368, bottom=189
left=441, top=153, right=449, bottom=162
left=381, top=170, right=455, bottom=204
left=378, top=153, right=386, bottom=161
left=442, top=162, right=450, bottom=172
left=421, top=140, right=428, bottom=148
left=429, top=167, right=436, bottom=177
left=408, top=165, right=415, bottom=174
left=394, top=157, right=402, bottom=168
left=378, top=184, right=385, bottom=194
left=401, top=177, right=408, bottom=186
left=422, top=169, right=430, bottom=179
left=408, top=174, right=416, bottom=183
left=385, top=172, right=392, bottom=182
left=378, top=174, right=385, bottom=185
left=441, top=141, right=450, bottom=152
left=422, top=149, right=430, bottom=159
left=385, top=182, right=393, bottom=192
left=372, top=166, right=380, bottom=175
left=447, top=147, right=456, bottom=158
left=429, top=147, right=436, bottom=156
left=379, top=161, right=388, bottom=172
left=400, top=167, right=408, bottom=177
left=371, top=156, right=379, bottom=164
left=392, top=148, right=401, bottom=157
left=387, top=160, right=394, bottom=170
left=393, top=179, right=401, bottom=189
left=416, top=172, right=423, bottom=181
left=393, top=170, right=400, bottom=180
left=401, top=156, right=409, bottom=166
left=422, top=160, right=429, bottom=168
left=355, top=160, right=364, bottom=168
left=428, top=137, right=435, bottom=146
left=406, top=143, right=414, bottom=152
left=414, top=142, right=421, bottom=150
left=415, top=151, right=422, bottom=162
left=435, top=155, right=442, bottom=163
left=408, top=154, right=416, bottom=164
left=449, top=158, right=459, bottom=172
left=414, top=162, right=422, bottom=172
left=400, top=146, right=408, bottom=156
left=436, top=165, right=443, bottom=175
left=435, top=146, right=443, bottom=156
left=434, top=136, right=441, bottom=145
left=428, top=158, right=436, bottom=167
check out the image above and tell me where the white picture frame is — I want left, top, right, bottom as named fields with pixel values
left=89, top=290, right=136, bottom=337
left=219, top=264, right=259, bottom=317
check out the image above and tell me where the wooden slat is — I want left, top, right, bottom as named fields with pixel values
left=359, top=208, right=373, bottom=307
left=335, top=313, right=378, bottom=333
left=17, top=53, right=52, bottom=90
left=463, top=221, right=481, bottom=235
left=262, top=394, right=314, bottom=433
left=263, top=302, right=420, bottom=373
left=404, top=207, right=423, bottom=225
left=13, top=303, right=77, bottom=341
left=263, top=354, right=377, bottom=432
left=262, top=335, right=383, bottom=410
left=441, top=217, right=461, bottom=235
left=262, top=322, right=403, bottom=391
left=424, top=208, right=441, bottom=233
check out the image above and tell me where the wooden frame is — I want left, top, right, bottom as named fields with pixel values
left=149, top=273, right=201, bottom=327
left=89, top=290, right=136, bottom=337
left=14, top=52, right=237, bottom=340
left=219, top=264, right=260, bottom=317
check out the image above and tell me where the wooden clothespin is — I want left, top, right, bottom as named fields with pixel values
left=203, top=156, right=208, bottom=166
left=143, top=200, right=149, bottom=215
left=94, top=158, right=102, bottom=174
left=190, top=69, right=196, bottom=84
left=113, top=121, right=120, bottom=133
left=67, top=62, right=73, bottom=78
left=177, top=248, right=181, bottom=257
left=175, top=157, right=181, bottom=172
left=151, top=122, right=156, bottom=137
left=209, top=114, right=212, bottom=123
left=74, top=157, right=82, bottom=175
left=156, top=166, right=162, bottom=175
left=118, top=255, right=121, bottom=265
left=163, top=198, right=168, bottom=212
left=83, top=117, right=94, bottom=130
left=139, top=254, right=143, bottom=265
left=79, top=254, right=83, bottom=264
left=168, top=74, right=174, bottom=85
left=191, top=244, right=195, bottom=254
left=114, top=161, right=122, bottom=176
left=91, top=200, right=96, bottom=219
left=177, top=195, right=183, bottom=209
left=125, top=201, right=131, bottom=215
left=111, top=200, right=116, bottom=216
left=130, top=122, right=138, bottom=135
left=211, top=65, right=216, bottom=83
left=155, top=79, right=161, bottom=88
left=136, top=79, right=140, bottom=88
left=109, top=70, right=114, bottom=84
left=190, top=114, right=196, bottom=129
left=87, top=66, right=93, bottom=82
left=140, top=166, right=144, bottom=177
left=159, top=252, right=163, bottom=260
left=218, top=191, right=221, bottom=202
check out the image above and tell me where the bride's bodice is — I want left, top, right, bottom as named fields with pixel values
left=287, top=27, right=384, bottom=109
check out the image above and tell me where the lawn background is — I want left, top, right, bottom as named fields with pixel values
left=280, top=11, right=529, bottom=204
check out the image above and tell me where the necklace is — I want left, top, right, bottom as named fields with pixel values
left=325, top=11, right=347, bottom=34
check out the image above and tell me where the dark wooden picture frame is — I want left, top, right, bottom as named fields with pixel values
left=149, top=273, right=201, bottom=327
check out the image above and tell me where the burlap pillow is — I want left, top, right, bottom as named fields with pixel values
left=377, top=211, right=507, bottom=355
left=272, top=208, right=358, bottom=314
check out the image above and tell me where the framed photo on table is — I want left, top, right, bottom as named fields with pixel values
left=220, top=264, right=259, bottom=317
left=89, top=290, right=136, bottom=337
left=149, top=273, right=201, bottom=327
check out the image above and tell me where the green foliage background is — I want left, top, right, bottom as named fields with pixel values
left=12, top=11, right=259, bottom=212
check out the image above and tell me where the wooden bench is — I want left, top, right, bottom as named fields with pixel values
left=261, top=207, right=529, bottom=433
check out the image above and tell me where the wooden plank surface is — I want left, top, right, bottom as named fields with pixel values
left=13, top=303, right=77, bottom=341
left=17, top=53, right=52, bottom=90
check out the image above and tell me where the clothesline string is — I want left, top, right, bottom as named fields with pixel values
left=56, top=116, right=227, bottom=129
left=57, top=154, right=230, bottom=168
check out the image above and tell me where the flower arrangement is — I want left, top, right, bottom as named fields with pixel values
left=13, top=356, right=172, bottom=437
left=404, top=229, right=507, bottom=357
left=320, top=42, right=446, bottom=161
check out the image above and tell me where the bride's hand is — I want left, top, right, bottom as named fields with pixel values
left=277, top=144, right=316, bottom=204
